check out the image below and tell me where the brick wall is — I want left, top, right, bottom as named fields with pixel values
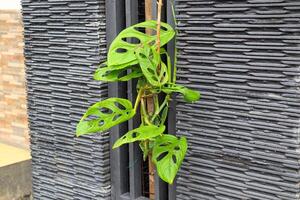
left=0, top=10, right=29, bottom=149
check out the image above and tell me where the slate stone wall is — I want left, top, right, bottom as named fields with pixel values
left=175, top=1, right=300, bottom=199
left=22, top=0, right=111, bottom=199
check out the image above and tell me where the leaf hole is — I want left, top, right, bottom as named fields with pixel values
left=161, top=25, right=168, bottom=31
left=117, top=69, right=127, bottom=79
left=147, top=68, right=155, bottom=75
left=174, top=146, right=180, bottom=151
left=114, top=102, right=126, bottom=110
left=113, top=114, right=122, bottom=121
left=121, top=37, right=141, bottom=44
left=149, top=40, right=156, bottom=46
left=98, top=120, right=105, bottom=126
left=156, top=151, right=168, bottom=162
left=138, top=52, right=147, bottom=59
left=159, top=142, right=170, bottom=147
left=100, top=107, right=113, bottom=114
left=172, top=155, right=177, bottom=164
left=85, top=114, right=99, bottom=121
left=134, top=27, right=157, bottom=35
left=116, top=48, right=128, bottom=53
left=131, top=132, right=139, bottom=138
left=152, top=76, right=159, bottom=81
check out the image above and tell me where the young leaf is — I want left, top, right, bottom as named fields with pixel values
left=108, top=20, right=175, bottom=68
left=135, top=45, right=169, bottom=87
left=152, top=134, right=188, bottom=184
left=113, top=125, right=165, bottom=149
left=76, top=98, right=135, bottom=136
left=162, top=84, right=200, bottom=103
left=94, top=64, right=143, bottom=82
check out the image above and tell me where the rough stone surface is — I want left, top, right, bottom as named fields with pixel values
left=22, top=0, right=110, bottom=199
left=175, top=1, right=300, bottom=200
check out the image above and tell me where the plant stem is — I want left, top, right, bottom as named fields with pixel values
left=134, top=88, right=144, bottom=112
left=141, top=97, right=151, bottom=125
left=151, top=95, right=169, bottom=122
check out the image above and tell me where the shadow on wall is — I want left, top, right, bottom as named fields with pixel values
left=0, top=7, right=29, bottom=150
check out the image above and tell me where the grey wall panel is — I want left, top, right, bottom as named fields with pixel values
left=175, top=1, right=300, bottom=200
left=22, top=0, right=110, bottom=199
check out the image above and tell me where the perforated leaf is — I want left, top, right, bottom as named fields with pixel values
left=135, top=45, right=169, bottom=87
left=76, top=98, right=135, bottom=136
left=113, top=125, right=165, bottom=149
left=162, top=84, right=200, bottom=103
left=94, top=64, right=143, bottom=82
left=108, top=20, right=175, bottom=68
left=152, top=134, right=188, bottom=184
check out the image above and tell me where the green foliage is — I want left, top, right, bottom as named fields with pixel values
left=76, top=98, right=135, bottom=136
left=113, top=125, right=165, bottom=149
left=152, top=134, right=187, bottom=184
left=135, top=45, right=168, bottom=87
left=94, top=64, right=143, bottom=82
left=107, top=20, right=175, bottom=68
left=162, top=83, right=200, bottom=103
left=76, top=20, right=200, bottom=185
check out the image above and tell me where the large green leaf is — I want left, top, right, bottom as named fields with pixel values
left=135, top=45, right=169, bottom=87
left=94, top=64, right=143, bottom=82
left=76, top=98, right=135, bottom=136
left=162, top=84, right=200, bottom=103
left=108, top=20, right=175, bottom=68
left=152, top=134, right=188, bottom=184
left=113, top=125, right=165, bottom=149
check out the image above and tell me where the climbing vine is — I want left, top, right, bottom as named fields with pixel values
left=76, top=2, right=200, bottom=185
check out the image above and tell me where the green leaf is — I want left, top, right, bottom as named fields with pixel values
left=162, top=84, right=200, bottom=103
left=152, top=134, right=188, bottom=184
left=135, top=45, right=169, bottom=87
left=76, top=98, right=135, bottom=136
left=183, top=88, right=201, bottom=103
left=113, top=125, right=165, bottom=149
left=94, top=64, right=143, bottom=82
left=108, top=20, right=175, bottom=68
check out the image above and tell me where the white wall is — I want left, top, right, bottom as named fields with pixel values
left=0, top=0, right=21, bottom=10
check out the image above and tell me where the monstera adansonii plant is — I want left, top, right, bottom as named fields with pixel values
left=76, top=7, right=200, bottom=184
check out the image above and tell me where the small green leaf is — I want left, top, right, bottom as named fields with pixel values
left=113, top=125, right=165, bottom=149
left=182, top=88, right=201, bottom=103
left=152, top=134, right=188, bottom=184
left=76, top=98, right=135, bottom=136
left=135, top=45, right=169, bottom=87
left=162, top=84, right=200, bottom=103
left=94, top=64, right=143, bottom=82
left=108, top=20, right=175, bottom=68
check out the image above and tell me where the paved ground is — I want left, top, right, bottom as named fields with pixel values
left=0, top=143, right=30, bottom=167
left=0, top=143, right=32, bottom=200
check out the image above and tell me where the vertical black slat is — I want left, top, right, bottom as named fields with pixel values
left=106, top=1, right=129, bottom=200
left=166, top=1, right=177, bottom=199
left=125, top=0, right=144, bottom=199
